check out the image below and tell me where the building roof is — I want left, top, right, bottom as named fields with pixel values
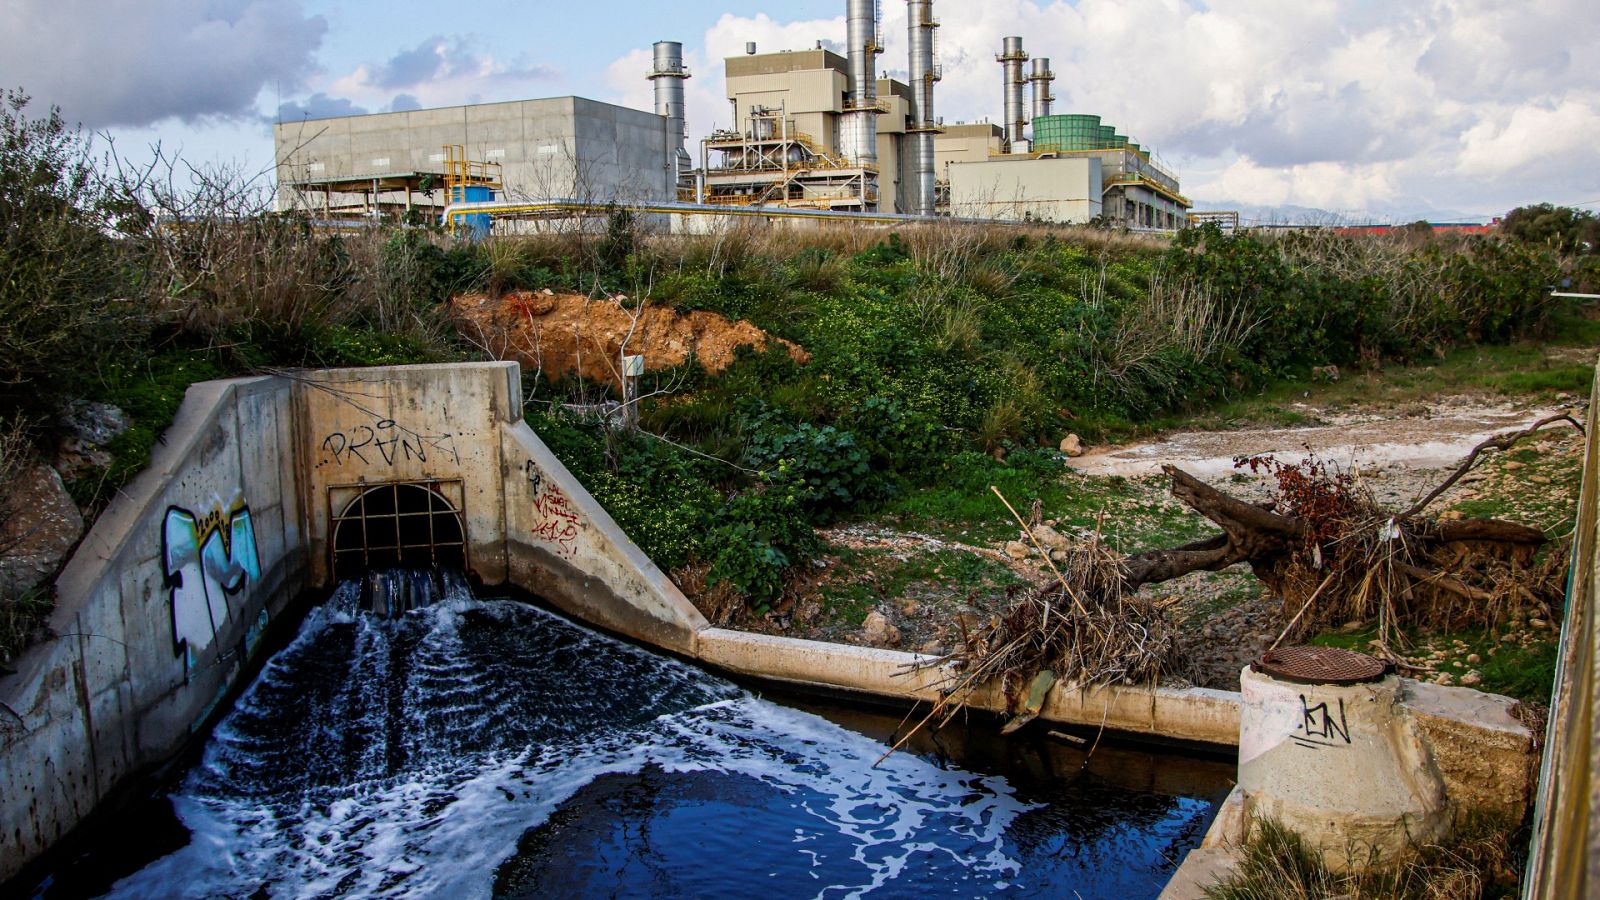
left=725, top=49, right=848, bottom=78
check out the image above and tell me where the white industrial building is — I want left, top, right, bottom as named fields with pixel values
left=273, top=96, right=674, bottom=217
left=271, top=0, right=1188, bottom=230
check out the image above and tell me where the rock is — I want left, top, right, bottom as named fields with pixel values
left=1460, top=671, right=1482, bottom=686
left=918, top=640, right=946, bottom=656
left=1030, top=523, right=1071, bottom=551
left=1003, top=540, right=1030, bottom=560
left=0, top=464, right=84, bottom=596
left=1058, top=434, right=1084, bottom=457
left=516, top=290, right=558, bottom=315
left=897, top=598, right=920, bottom=616
left=1441, top=509, right=1465, bottom=521
left=1434, top=672, right=1454, bottom=685
left=1529, top=474, right=1552, bottom=485
left=1504, top=461, right=1525, bottom=471
left=1467, top=653, right=1481, bottom=665
left=54, top=401, right=128, bottom=480
left=861, top=610, right=901, bottom=647
left=1530, top=617, right=1547, bottom=630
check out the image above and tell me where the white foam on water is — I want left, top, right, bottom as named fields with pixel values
left=107, top=587, right=1035, bottom=900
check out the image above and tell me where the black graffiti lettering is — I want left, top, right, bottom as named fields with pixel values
left=321, top=417, right=460, bottom=467
left=1297, top=695, right=1351, bottom=745
left=524, top=459, right=542, bottom=491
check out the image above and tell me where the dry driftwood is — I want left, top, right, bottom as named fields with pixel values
left=1113, top=414, right=1581, bottom=644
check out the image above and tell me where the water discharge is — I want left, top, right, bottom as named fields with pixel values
left=101, top=575, right=1224, bottom=898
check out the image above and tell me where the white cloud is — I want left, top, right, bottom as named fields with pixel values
left=0, top=0, right=326, bottom=128
left=610, top=0, right=1598, bottom=216
left=326, top=36, right=556, bottom=110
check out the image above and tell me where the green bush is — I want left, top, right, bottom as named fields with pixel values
left=0, top=90, right=143, bottom=419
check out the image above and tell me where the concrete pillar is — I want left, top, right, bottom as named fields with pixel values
left=1238, top=647, right=1448, bottom=871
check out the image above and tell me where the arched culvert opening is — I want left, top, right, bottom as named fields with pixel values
left=331, top=480, right=466, bottom=579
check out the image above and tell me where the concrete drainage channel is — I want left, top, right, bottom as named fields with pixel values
left=0, top=362, right=1543, bottom=891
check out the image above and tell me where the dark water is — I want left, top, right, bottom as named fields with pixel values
left=90, top=574, right=1229, bottom=899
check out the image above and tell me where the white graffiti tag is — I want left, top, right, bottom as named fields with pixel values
left=163, top=497, right=261, bottom=676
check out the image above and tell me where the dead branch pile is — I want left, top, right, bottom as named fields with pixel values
left=1116, top=414, right=1580, bottom=655
left=959, top=536, right=1189, bottom=706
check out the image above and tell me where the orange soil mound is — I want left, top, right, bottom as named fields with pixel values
left=451, top=290, right=810, bottom=388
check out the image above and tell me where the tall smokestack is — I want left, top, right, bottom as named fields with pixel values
left=842, top=0, right=882, bottom=206
left=647, top=41, right=693, bottom=188
left=1029, top=57, right=1054, bottom=122
left=997, top=36, right=1028, bottom=152
left=907, top=0, right=939, bottom=216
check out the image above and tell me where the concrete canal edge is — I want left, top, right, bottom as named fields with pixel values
left=0, top=361, right=1549, bottom=888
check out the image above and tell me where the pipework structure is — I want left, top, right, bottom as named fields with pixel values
left=1028, top=57, right=1054, bottom=122
left=647, top=41, right=694, bottom=190
left=905, top=0, right=942, bottom=217
left=997, top=36, right=1029, bottom=152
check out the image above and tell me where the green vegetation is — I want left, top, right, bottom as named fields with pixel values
left=816, top=545, right=1024, bottom=628
left=1206, top=815, right=1522, bottom=899
left=0, top=87, right=1592, bottom=650
left=1310, top=626, right=1559, bottom=704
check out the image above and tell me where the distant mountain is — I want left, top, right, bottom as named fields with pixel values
left=1190, top=199, right=1500, bottom=227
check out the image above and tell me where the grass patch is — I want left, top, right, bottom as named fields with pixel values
left=879, top=450, right=1210, bottom=550
left=817, top=545, right=1024, bottom=628
left=1310, top=625, right=1558, bottom=704
left=65, top=348, right=227, bottom=511
left=1206, top=815, right=1522, bottom=899
left=1120, top=336, right=1596, bottom=442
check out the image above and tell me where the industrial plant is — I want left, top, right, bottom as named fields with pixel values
left=273, top=0, right=1189, bottom=229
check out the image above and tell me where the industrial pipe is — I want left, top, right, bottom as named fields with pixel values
left=1029, top=57, right=1054, bottom=122
left=907, top=0, right=939, bottom=216
left=841, top=0, right=882, bottom=208
left=647, top=41, right=693, bottom=189
left=997, top=36, right=1028, bottom=152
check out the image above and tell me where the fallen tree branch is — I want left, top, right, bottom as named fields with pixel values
left=1401, top=413, right=1583, bottom=518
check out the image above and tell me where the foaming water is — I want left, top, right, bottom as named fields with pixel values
left=103, top=577, right=1220, bottom=899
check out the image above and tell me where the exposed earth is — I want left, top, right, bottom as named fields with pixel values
left=709, top=376, right=1589, bottom=704
left=452, top=290, right=809, bottom=389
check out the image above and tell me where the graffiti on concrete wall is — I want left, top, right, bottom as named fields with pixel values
left=163, top=495, right=261, bottom=676
left=1293, top=694, right=1352, bottom=750
left=525, top=460, right=582, bottom=555
left=318, top=417, right=460, bottom=469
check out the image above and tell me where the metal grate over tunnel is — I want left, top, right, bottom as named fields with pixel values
left=330, top=480, right=466, bottom=578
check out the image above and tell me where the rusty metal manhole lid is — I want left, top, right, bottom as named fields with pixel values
left=1252, top=645, right=1393, bottom=685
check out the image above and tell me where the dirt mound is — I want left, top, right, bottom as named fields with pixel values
left=451, top=290, right=810, bottom=388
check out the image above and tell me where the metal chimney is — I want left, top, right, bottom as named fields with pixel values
left=906, top=0, right=940, bottom=216
left=1029, top=57, right=1054, bottom=122
left=997, top=36, right=1028, bottom=152
left=647, top=41, right=693, bottom=188
left=842, top=0, right=882, bottom=182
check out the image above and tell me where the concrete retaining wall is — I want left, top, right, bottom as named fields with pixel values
left=0, top=360, right=1247, bottom=883
left=0, top=377, right=306, bottom=880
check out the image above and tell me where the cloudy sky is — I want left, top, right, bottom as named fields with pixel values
left=3, top=0, right=1596, bottom=222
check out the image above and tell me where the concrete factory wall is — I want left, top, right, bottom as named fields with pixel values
left=0, top=376, right=306, bottom=882
left=273, top=95, right=673, bottom=211
left=949, top=155, right=1103, bottom=223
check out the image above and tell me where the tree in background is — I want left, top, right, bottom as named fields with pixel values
left=1502, top=203, right=1600, bottom=254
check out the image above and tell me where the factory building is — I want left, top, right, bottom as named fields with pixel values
left=272, top=0, right=1188, bottom=230
left=942, top=35, right=1189, bottom=228
left=704, top=47, right=913, bottom=212
left=273, top=96, right=675, bottom=217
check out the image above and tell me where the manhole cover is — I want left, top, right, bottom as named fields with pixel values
left=1253, top=645, right=1393, bottom=685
